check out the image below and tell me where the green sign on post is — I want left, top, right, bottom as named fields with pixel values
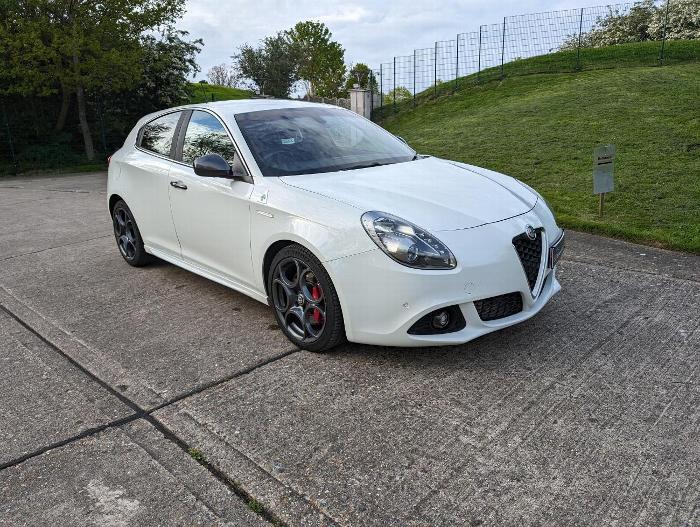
left=593, top=144, right=615, bottom=216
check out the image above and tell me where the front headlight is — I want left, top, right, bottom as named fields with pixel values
left=361, top=211, right=456, bottom=270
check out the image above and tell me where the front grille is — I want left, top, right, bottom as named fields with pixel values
left=513, top=230, right=543, bottom=292
left=474, top=292, right=523, bottom=321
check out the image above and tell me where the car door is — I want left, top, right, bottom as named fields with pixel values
left=167, top=109, right=255, bottom=287
left=120, top=110, right=183, bottom=257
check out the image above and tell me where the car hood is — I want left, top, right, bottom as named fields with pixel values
left=279, top=156, right=536, bottom=231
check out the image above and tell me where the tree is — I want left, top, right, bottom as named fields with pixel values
left=234, top=32, right=299, bottom=98
left=0, top=0, right=185, bottom=160
left=127, top=31, right=202, bottom=115
left=648, top=0, right=700, bottom=40
left=384, top=86, right=411, bottom=105
left=286, top=21, right=346, bottom=98
left=561, top=0, right=700, bottom=49
left=207, top=63, right=238, bottom=87
left=344, top=63, right=378, bottom=95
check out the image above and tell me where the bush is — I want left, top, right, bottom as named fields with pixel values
left=562, top=0, right=700, bottom=49
left=17, top=134, right=83, bottom=168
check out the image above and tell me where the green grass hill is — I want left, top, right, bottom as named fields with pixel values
left=380, top=41, right=700, bottom=253
left=188, top=83, right=252, bottom=103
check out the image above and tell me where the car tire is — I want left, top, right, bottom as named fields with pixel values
left=268, top=244, right=346, bottom=352
left=111, top=200, right=152, bottom=267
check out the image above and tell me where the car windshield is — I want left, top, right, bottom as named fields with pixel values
left=234, top=106, right=416, bottom=177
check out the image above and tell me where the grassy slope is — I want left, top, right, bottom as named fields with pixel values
left=381, top=47, right=700, bottom=253
left=187, top=83, right=252, bottom=103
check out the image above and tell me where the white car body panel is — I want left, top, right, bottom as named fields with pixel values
left=326, top=204, right=561, bottom=346
left=116, top=148, right=180, bottom=255
left=280, top=156, right=536, bottom=232
left=167, top=163, right=256, bottom=287
left=248, top=177, right=377, bottom=294
left=107, top=99, right=563, bottom=347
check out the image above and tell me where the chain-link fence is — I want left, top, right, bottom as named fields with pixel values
left=1, top=0, right=697, bottom=174
left=0, top=83, right=246, bottom=175
left=371, top=0, right=698, bottom=118
left=0, top=91, right=132, bottom=176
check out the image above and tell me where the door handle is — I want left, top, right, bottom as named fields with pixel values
left=170, top=180, right=187, bottom=190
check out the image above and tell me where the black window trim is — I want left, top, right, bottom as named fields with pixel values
left=172, top=109, right=192, bottom=162
left=135, top=109, right=186, bottom=161
left=134, top=107, right=254, bottom=184
left=174, top=107, right=253, bottom=184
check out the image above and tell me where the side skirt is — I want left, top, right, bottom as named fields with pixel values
left=144, top=245, right=269, bottom=306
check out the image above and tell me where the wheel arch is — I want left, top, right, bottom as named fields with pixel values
left=260, top=236, right=338, bottom=296
left=262, top=237, right=348, bottom=350
left=262, top=240, right=296, bottom=296
left=108, top=193, right=124, bottom=215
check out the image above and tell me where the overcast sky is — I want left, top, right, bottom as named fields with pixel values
left=177, top=0, right=588, bottom=80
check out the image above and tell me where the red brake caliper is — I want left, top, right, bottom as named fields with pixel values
left=311, top=285, right=322, bottom=324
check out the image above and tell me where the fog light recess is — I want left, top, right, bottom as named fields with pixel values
left=408, top=305, right=466, bottom=335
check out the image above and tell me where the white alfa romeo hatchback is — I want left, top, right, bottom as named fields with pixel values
left=108, top=100, right=564, bottom=352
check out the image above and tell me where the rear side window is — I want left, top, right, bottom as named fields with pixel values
left=182, top=110, right=236, bottom=165
left=139, top=112, right=181, bottom=157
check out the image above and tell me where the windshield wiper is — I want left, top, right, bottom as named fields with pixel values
left=338, top=162, right=384, bottom=171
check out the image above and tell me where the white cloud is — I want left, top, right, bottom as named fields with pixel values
left=177, top=0, right=588, bottom=80
left=316, top=5, right=371, bottom=24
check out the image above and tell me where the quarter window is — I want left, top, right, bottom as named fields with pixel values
left=139, top=112, right=181, bottom=157
left=182, top=111, right=237, bottom=165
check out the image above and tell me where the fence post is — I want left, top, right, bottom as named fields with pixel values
left=380, top=63, right=383, bottom=110
left=369, top=71, right=374, bottom=119
left=413, top=49, right=416, bottom=108
left=478, top=26, right=482, bottom=83
left=434, top=41, right=438, bottom=97
left=455, top=34, right=459, bottom=92
left=659, top=0, right=671, bottom=65
left=576, top=8, right=584, bottom=70
left=393, top=56, right=396, bottom=110
left=500, top=17, right=506, bottom=79
left=1, top=99, right=18, bottom=175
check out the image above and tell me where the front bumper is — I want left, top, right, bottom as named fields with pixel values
left=326, top=210, right=563, bottom=347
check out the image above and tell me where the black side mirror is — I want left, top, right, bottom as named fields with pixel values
left=193, top=153, right=233, bottom=178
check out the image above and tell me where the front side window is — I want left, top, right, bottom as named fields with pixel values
left=234, top=107, right=415, bottom=177
left=140, top=112, right=181, bottom=157
left=182, top=111, right=237, bottom=165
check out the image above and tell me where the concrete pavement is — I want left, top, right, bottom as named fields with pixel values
left=0, top=172, right=698, bottom=526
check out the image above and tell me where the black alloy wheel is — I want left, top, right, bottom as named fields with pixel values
left=268, top=244, right=345, bottom=352
left=111, top=200, right=151, bottom=267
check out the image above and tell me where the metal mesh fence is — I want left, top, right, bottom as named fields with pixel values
left=0, top=92, right=122, bottom=175
left=371, top=0, right=698, bottom=117
left=0, top=86, right=354, bottom=175
left=1, top=0, right=697, bottom=173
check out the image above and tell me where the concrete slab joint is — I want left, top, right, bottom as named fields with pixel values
left=0, top=172, right=698, bottom=527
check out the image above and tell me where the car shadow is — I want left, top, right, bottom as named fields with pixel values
left=324, top=304, right=565, bottom=374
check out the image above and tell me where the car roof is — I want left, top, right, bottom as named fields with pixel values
left=133, top=98, right=352, bottom=134
left=176, top=98, right=338, bottom=115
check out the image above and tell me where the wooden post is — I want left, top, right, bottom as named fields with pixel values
left=599, top=193, right=605, bottom=217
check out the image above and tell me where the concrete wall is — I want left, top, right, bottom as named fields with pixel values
left=349, top=89, right=372, bottom=119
